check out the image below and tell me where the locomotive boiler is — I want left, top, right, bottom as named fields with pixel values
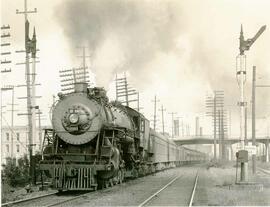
left=39, top=82, right=206, bottom=191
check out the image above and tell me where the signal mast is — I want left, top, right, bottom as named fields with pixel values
left=236, top=24, right=266, bottom=182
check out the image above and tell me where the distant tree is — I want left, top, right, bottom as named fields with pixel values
left=3, top=155, right=30, bottom=187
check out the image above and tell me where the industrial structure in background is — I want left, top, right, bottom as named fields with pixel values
left=236, top=24, right=266, bottom=183
left=168, top=112, right=177, bottom=138
left=206, top=90, right=228, bottom=161
left=115, top=72, right=140, bottom=111
left=1, top=24, right=12, bottom=73
left=174, top=118, right=180, bottom=137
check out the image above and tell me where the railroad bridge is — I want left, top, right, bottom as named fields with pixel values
left=173, top=136, right=270, bottom=162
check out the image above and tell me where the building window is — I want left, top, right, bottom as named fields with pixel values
left=6, top=145, right=9, bottom=153
left=16, top=145, right=20, bottom=153
left=16, top=133, right=20, bottom=141
left=6, top=133, right=9, bottom=141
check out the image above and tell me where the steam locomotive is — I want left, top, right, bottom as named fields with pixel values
left=39, top=82, right=205, bottom=191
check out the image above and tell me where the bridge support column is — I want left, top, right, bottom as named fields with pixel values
left=266, top=139, right=269, bottom=163
left=230, top=145, right=233, bottom=161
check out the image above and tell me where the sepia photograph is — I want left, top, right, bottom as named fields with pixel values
left=1, top=0, right=270, bottom=206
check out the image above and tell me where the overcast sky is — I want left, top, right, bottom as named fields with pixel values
left=1, top=0, right=270, bottom=137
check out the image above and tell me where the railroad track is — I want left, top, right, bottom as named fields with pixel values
left=257, top=167, right=270, bottom=175
left=1, top=192, right=58, bottom=207
left=138, top=169, right=199, bottom=206
left=1, top=191, right=94, bottom=207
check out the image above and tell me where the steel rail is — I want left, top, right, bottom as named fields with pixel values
left=188, top=170, right=199, bottom=207
left=1, top=192, right=58, bottom=207
left=138, top=176, right=181, bottom=207
left=44, top=191, right=94, bottom=207
left=257, top=167, right=270, bottom=175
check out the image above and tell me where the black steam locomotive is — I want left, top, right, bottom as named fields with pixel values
left=39, top=82, right=205, bottom=190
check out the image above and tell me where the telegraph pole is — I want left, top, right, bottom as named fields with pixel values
left=252, top=66, right=256, bottom=174
left=206, top=90, right=225, bottom=161
left=124, top=73, right=129, bottom=106
left=255, top=75, right=270, bottom=163
left=218, top=110, right=221, bottom=160
left=175, top=116, right=181, bottom=137
left=77, top=46, right=91, bottom=83
left=36, top=108, right=44, bottom=150
left=169, top=112, right=177, bottom=138
left=7, top=87, right=17, bottom=159
left=159, top=105, right=166, bottom=134
left=137, top=93, right=140, bottom=112
left=1, top=24, right=12, bottom=73
left=152, top=95, right=159, bottom=131
left=1, top=86, right=15, bottom=159
left=214, top=95, right=217, bottom=160
left=115, top=72, right=138, bottom=109
left=16, top=0, right=37, bottom=185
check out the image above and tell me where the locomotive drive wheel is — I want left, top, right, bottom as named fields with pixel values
left=117, top=170, right=121, bottom=184
left=119, top=169, right=124, bottom=183
left=109, top=178, right=114, bottom=187
left=104, top=180, right=109, bottom=189
left=113, top=172, right=120, bottom=185
left=116, top=170, right=122, bottom=184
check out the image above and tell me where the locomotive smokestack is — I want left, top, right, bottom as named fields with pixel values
left=74, top=82, right=88, bottom=93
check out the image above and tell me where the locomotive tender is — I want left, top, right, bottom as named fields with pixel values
left=40, top=82, right=205, bottom=190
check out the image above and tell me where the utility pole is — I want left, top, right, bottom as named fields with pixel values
left=206, top=90, right=225, bottom=161
left=0, top=104, right=6, bottom=163
left=252, top=74, right=270, bottom=163
left=1, top=25, right=12, bottom=73
left=218, top=110, right=221, bottom=160
left=1, top=86, right=15, bottom=158
left=181, top=118, right=184, bottom=137
left=195, top=116, right=199, bottom=136
left=214, top=96, right=217, bottom=160
left=77, top=46, right=91, bottom=83
left=115, top=72, right=138, bottom=109
left=159, top=105, right=166, bottom=134
left=252, top=66, right=256, bottom=174
left=174, top=117, right=181, bottom=137
left=7, top=87, right=18, bottom=159
left=31, top=28, right=37, bottom=161
left=237, top=24, right=266, bottom=182
left=38, top=109, right=41, bottom=149
left=137, top=92, right=142, bottom=112
left=186, top=124, right=190, bottom=136
left=59, top=67, right=89, bottom=93
left=221, top=108, right=225, bottom=160
left=152, top=95, right=159, bottom=131
left=16, top=0, right=37, bottom=185
left=36, top=108, right=43, bottom=150
left=168, top=112, right=177, bottom=138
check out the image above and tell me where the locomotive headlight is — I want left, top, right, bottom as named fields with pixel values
left=69, top=113, right=79, bottom=124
